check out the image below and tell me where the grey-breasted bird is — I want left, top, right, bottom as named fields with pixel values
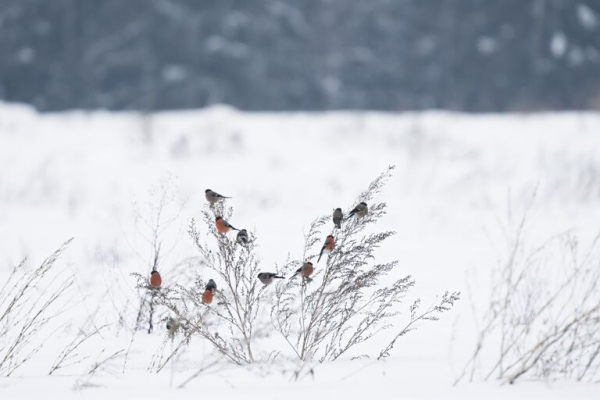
left=236, top=229, right=249, bottom=245
left=257, top=272, right=285, bottom=286
left=333, top=208, right=343, bottom=229
left=166, top=317, right=180, bottom=337
left=348, top=202, right=368, bottom=218
left=205, top=189, right=230, bottom=205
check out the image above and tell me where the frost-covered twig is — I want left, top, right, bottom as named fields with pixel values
left=124, top=175, right=189, bottom=334
left=271, top=166, right=459, bottom=367
left=457, top=195, right=600, bottom=385
left=136, top=199, right=269, bottom=367
left=378, top=291, right=460, bottom=360
left=0, top=239, right=75, bottom=376
left=49, top=324, right=108, bottom=375
left=88, top=349, right=124, bottom=375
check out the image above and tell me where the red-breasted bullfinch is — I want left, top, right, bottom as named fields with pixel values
left=291, top=262, right=314, bottom=279
left=215, top=216, right=239, bottom=233
left=318, top=235, right=335, bottom=262
left=202, top=279, right=217, bottom=304
left=236, top=229, right=249, bottom=245
left=333, top=208, right=343, bottom=229
left=150, top=270, right=162, bottom=288
left=257, top=272, right=285, bottom=285
left=348, top=202, right=368, bottom=218
left=205, top=189, right=230, bottom=205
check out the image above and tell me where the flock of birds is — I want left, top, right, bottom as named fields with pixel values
left=148, top=189, right=369, bottom=305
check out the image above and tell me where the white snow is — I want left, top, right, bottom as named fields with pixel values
left=1, top=101, right=600, bottom=398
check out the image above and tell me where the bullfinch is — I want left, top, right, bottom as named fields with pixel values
left=348, top=202, right=368, bottom=218
left=205, top=189, right=230, bottom=205
left=215, top=216, right=239, bottom=233
left=236, top=229, right=249, bottom=245
left=257, top=272, right=285, bottom=286
left=291, top=262, right=314, bottom=280
left=202, top=279, right=217, bottom=304
left=150, top=270, right=162, bottom=288
left=318, top=235, right=335, bottom=263
left=332, top=208, right=343, bottom=229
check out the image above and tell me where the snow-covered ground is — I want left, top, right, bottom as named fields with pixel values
left=1, top=101, right=599, bottom=398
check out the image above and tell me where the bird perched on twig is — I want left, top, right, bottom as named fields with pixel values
left=166, top=317, right=180, bottom=338
left=291, top=262, right=314, bottom=280
left=150, top=269, right=162, bottom=288
left=202, top=279, right=217, bottom=304
left=236, top=229, right=249, bottom=245
left=257, top=272, right=285, bottom=286
left=348, top=202, right=368, bottom=218
left=215, top=216, right=239, bottom=233
left=332, top=208, right=343, bottom=229
left=318, top=235, right=335, bottom=263
left=205, top=189, right=230, bottom=205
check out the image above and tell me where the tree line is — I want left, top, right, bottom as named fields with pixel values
left=0, top=0, right=599, bottom=112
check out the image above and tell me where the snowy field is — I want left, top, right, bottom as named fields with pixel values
left=1, top=101, right=600, bottom=399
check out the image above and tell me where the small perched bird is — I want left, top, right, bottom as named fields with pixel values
left=257, top=272, right=285, bottom=286
left=348, top=202, right=368, bottom=218
left=205, top=189, right=230, bottom=205
left=202, top=279, right=217, bottom=304
left=291, top=262, right=314, bottom=280
left=166, top=317, right=180, bottom=338
left=150, top=270, right=162, bottom=288
left=215, top=216, right=239, bottom=233
left=333, top=208, right=343, bottom=229
left=236, top=229, right=249, bottom=245
left=318, top=235, right=335, bottom=263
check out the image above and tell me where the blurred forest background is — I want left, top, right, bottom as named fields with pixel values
left=0, top=0, right=599, bottom=112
